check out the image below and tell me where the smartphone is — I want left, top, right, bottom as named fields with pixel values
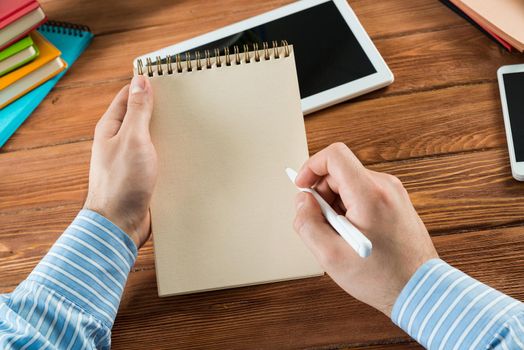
left=498, top=64, right=524, bottom=181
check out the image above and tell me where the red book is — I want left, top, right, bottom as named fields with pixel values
left=0, top=0, right=47, bottom=50
left=0, top=0, right=39, bottom=28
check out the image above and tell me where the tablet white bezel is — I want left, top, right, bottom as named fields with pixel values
left=497, top=64, right=524, bottom=181
left=134, top=0, right=393, bottom=115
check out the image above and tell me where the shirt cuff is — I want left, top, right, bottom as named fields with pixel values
left=391, top=259, right=524, bottom=350
left=26, top=209, right=138, bottom=327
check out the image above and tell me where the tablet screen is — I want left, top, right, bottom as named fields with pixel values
left=503, top=72, right=524, bottom=161
left=190, top=1, right=377, bottom=99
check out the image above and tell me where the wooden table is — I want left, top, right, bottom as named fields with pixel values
left=2, top=0, right=524, bottom=349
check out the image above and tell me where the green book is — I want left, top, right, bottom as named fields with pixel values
left=0, top=35, right=39, bottom=76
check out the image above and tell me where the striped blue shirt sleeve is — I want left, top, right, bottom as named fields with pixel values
left=0, top=209, right=137, bottom=350
left=392, top=258, right=524, bottom=349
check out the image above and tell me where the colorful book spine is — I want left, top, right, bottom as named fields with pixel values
left=0, top=0, right=47, bottom=50
left=0, top=21, right=94, bottom=147
left=0, top=35, right=39, bottom=76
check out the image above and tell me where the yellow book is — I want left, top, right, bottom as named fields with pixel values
left=0, top=31, right=66, bottom=108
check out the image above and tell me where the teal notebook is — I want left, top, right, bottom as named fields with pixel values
left=0, top=21, right=94, bottom=147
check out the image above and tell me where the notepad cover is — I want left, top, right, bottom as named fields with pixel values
left=147, top=48, right=323, bottom=296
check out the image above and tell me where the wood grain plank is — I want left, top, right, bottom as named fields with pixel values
left=0, top=205, right=78, bottom=288
left=2, top=145, right=524, bottom=282
left=38, top=0, right=465, bottom=39
left=346, top=344, right=422, bottom=350
left=0, top=143, right=521, bottom=350
left=61, top=226, right=524, bottom=349
left=2, top=82, right=119, bottom=152
left=36, top=0, right=512, bottom=99
left=0, top=202, right=155, bottom=289
left=2, top=1, right=521, bottom=349
left=2, top=144, right=522, bottom=234
left=370, top=149, right=524, bottom=234
left=2, top=10, right=520, bottom=152
left=48, top=20, right=522, bottom=95
left=351, top=0, right=466, bottom=39
left=372, top=28, right=522, bottom=96
left=109, top=225, right=524, bottom=349
left=112, top=271, right=402, bottom=350
left=0, top=142, right=90, bottom=212
left=307, top=82, right=506, bottom=160
left=2, top=81, right=507, bottom=162
left=39, top=0, right=295, bottom=35
left=2, top=212, right=522, bottom=349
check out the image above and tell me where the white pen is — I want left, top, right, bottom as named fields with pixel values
left=285, top=168, right=372, bottom=258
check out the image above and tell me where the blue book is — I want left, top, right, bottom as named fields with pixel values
left=0, top=21, right=94, bottom=148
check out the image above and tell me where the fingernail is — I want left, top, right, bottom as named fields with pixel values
left=295, top=192, right=306, bottom=210
left=130, top=76, right=146, bottom=94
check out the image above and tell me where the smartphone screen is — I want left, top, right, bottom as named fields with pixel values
left=503, top=72, right=524, bottom=161
left=188, top=1, right=377, bottom=99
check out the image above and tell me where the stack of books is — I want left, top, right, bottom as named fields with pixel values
left=441, top=0, right=524, bottom=52
left=0, top=0, right=64, bottom=108
left=0, top=0, right=94, bottom=147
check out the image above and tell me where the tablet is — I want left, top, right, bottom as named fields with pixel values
left=134, top=0, right=394, bottom=114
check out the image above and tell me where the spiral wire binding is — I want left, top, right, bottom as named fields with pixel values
left=38, top=20, right=91, bottom=37
left=137, top=40, right=291, bottom=77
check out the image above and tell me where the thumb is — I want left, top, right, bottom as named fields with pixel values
left=121, top=75, right=154, bottom=137
left=294, top=192, right=356, bottom=268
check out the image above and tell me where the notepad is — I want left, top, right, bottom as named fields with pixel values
left=135, top=43, right=323, bottom=296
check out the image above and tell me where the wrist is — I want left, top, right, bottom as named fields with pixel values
left=379, top=255, right=438, bottom=317
left=76, top=208, right=139, bottom=259
left=83, top=199, right=150, bottom=248
left=391, top=258, right=444, bottom=322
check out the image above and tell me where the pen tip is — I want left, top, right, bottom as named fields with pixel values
left=285, top=168, right=297, bottom=184
left=358, top=243, right=373, bottom=258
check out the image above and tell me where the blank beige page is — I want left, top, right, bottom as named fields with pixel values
left=146, top=48, right=323, bottom=296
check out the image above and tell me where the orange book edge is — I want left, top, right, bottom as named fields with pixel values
left=0, top=31, right=62, bottom=90
left=0, top=58, right=67, bottom=108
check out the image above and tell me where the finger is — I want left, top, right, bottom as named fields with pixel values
left=332, top=198, right=347, bottom=215
left=120, top=75, right=154, bottom=138
left=296, top=143, right=370, bottom=208
left=94, top=85, right=130, bottom=140
left=314, top=176, right=338, bottom=205
left=294, top=192, right=357, bottom=269
left=312, top=178, right=346, bottom=214
left=296, top=143, right=364, bottom=187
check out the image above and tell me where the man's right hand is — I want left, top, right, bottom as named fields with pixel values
left=293, top=143, right=438, bottom=317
